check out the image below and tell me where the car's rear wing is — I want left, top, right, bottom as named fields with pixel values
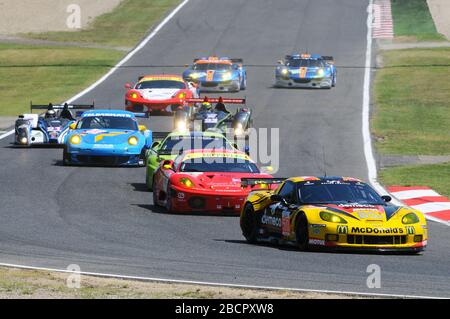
left=186, top=98, right=246, bottom=104
left=321, top=56, right=335, bottom=65
left=133, top=112, right=149, bottom=118
left=241, top=178, right=286, bottom=188
left=30, top=101, right=95, bottom=112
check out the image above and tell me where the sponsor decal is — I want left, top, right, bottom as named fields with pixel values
left=83, top=113, right=132, bottom=118
left=177, top=192, right=185, bottom=199
left=406, top=226, right=415, bottom=234
left=350, top=227, right=404, bottom=234
left=183, top=152, right=250, bottom=161
left=281, top=210, right=290, bottom=236
left=337, top=225, right=348, bottom=234
left=310, top=224, right=325, bottom=235
left=261, top=214, right=281, bottom=227
left=338, top=203, right=376, bottom=208
left=356, top=211, right=383, bottom=219
left=309, top=239, right=325, bottom=246
left=95, top=131, right=127, bottom=143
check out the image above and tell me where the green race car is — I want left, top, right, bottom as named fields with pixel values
left=145, top=131, right=238, bottom=190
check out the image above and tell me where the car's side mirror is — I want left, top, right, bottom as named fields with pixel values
left=381, top=195, right=392, bottom=203
left=151, top=141, right=160, bottom=149
left=162, top=160, right=175, bottom=170
left=69, top=123, right=76, bottom=130
left=270, top=194, right=288, bottom=205
left=125, top=83, right=132, bottom=89
left=277, top=60, right=284, bottom=65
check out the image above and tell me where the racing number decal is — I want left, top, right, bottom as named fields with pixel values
left=206, top=70, right=215, bottom=81
left=281, top=209, right=290, bottom=236
left=299, top=67, right=307, bottom=78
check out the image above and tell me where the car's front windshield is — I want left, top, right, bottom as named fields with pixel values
left=78, top=116, right=137, bottom=130
left=135, top=80, right=186, bottom=89
left=159, top=136, right=233, bottom=155
left=297, top=181, right=385, bottom=205
left=193, top=63, right=232, bottom=71
left=287, top=59, right=324, bottom=68
left=179, top=157, right=259, bottom=173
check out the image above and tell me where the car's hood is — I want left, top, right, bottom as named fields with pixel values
left=317, top=203, right=401, bottom=222
left=76, top=129, right=137, bottom=144
left=137, top=88, right=180, bottom=100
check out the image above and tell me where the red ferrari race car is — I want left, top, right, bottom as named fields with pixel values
left=125, top=74, right=199, bottom=114
left=152, top=149, right=274, bottom=214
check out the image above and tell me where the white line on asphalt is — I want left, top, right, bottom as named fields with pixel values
left=0, top=262, right=442, bottom=299
left=361, top=1, right=448, bottom=226
left=65, top=0, right=190, bottom=104
left=0, top=0, right=190, bottom=142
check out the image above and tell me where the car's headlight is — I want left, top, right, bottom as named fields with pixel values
left=234, top=123, right=244, bottom=136
left=281, top=68, right=289, bottom=76
left=176, top=120, right=187, bottom=132
left=402, top=213, right=420, bottom=224
left=70, top=135, right=81, bottom=145
left=320, top=211, right=347, bottom=224
left=178, top=92, right=186, bottom=99
left=222, top=72, right=232, bottom=79
left=19, top=137, right=28, bottom=144
left=317, top=68, right=325, bottom=77
left=130, top=92, right=139, bottom=99
left=128, top=136, right=138, bottom=145
left=180, top=177, right=194, bottom=188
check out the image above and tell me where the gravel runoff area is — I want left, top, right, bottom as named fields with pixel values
left=0, top=0, right=123, bottom=34
left=427, top=0, right=450, bottom=40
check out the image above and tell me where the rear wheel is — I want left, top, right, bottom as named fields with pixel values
left=165, top=182, right=173, bottom=213
left=152, top=178, right=159, bottom=206
left=295, top=212, right=309, bottom=251
left=241, top=204, right=260, bottom=243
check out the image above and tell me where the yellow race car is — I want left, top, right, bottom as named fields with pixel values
left=240, top=176, right=428, bottom=253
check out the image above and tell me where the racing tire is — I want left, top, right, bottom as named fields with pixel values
left=62, top=147, right=70, bottom=166
left=240, top=74, right=247, bottom=90
left=146, top=170, right=153, bottom=191
left=152, top=178, right=159, bottom=207
left=241, top=204, right=260, bottom=244
left=332, top=73, right=337, bottom=87
left=165, top=182, right=173, bottom=214
left=295, top=212, right=309, bottom=251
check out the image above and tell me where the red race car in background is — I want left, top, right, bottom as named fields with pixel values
left=125, top=74, right=199, bottom=114
left=152, top=149, right=274, bottom=214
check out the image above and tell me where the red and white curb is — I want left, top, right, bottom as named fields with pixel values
left=372, top=0, right=394, bottom=39
left=388, top=186, right=450, bottom=225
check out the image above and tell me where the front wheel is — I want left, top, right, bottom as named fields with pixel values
left=62, top=147, right=70, bottom=166
left=240, top=74, right=247, bottom=90
left=165, top=182, right=173, bottom=214
left=295, top=212, right=309, bottom=251
left=241, top=204, right=260, bottom=243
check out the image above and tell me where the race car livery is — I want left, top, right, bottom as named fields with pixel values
left=275, top=54, right=336, bottom=89
left=173, top=97, right=252, bottom=139
left=182, top=56, right=247, bottom=92
left=145, top=131, right=237, bottom=190
left=240, top=176, right=428, bottom=253
left=14, top=102, right=94, bottom=146
left=63, top=110, right=152, bottom=166
left=152, top=149, right=273, bottom=214
left=125, top=74, right=199, bottom=114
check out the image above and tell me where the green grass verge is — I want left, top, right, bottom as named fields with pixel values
left=22, top=0, right=181, bottom=47
left=0, top=44, right=122, bottom=116
left=391, top=0, right=445, bottom=41
left=379, top=163, right=450, bottom=197
left=373, top=48, right=450, bottom=155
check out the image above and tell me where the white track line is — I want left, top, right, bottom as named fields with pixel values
left=363, top=1, right=448, bottom=227
left=0, top=0, right=190, bottom=142
left=0, top=262, right=442, bottom=299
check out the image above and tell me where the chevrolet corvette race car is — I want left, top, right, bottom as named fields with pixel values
left=125, top=74, right=199, bottom=114
left=182, top=56, right=247, bottom=92
left=275, top=54, right=336, bottom=89
left=240, top=176, right=428, bottom=253
left=173, top=97, right=252, bottom=139
left=63, top=110, right=152, bottom=166
left=152, top=149, right=273, bottom=214
left=145, top=131, right=238, bottom=190
left=14, top=102, right=94, bottom=146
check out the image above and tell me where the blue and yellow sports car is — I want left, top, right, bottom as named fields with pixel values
left=275, top=54, right=336, bottom=89
left=182, top=56, right=247, bottom=92
left=63, top=110, right=152, bottom=166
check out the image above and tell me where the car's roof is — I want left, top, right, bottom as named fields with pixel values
left=288, top=176, right=363, bottom=183
left=139, top=75, right=184, bottom=82
left=81, top=110, right=136, bottom=117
